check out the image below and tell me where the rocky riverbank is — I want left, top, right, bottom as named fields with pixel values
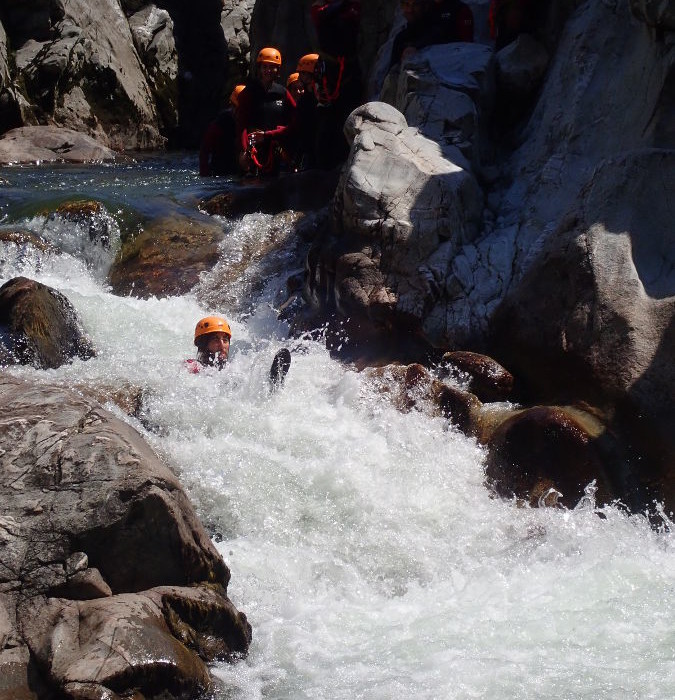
left=0, top=373, right=251, bottom=700
left=1, top=0, right=674, bottom=696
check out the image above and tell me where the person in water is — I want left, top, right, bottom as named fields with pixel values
left=186, top=314, right=292, bottom=387
left=186, top=316, right=231, bottom=372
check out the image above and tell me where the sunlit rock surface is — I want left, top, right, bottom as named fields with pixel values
left=0, top=126, right=117, bottom=164
left=318, top=100, right=483, bottom=348
left=0, top=375, right=251, bottom=699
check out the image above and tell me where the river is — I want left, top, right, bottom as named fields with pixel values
left=1, top=157, right=673, bottom=700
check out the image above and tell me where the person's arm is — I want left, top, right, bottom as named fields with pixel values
left=199, top=122, right=222, bottom=176
left=456, top=4, right=474, bottom=42
left=235, top=87, right=254, bottom=154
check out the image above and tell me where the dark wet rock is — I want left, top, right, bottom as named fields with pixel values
left=432, top=382, right=483, bottom=435
left=484, top=405, right=620, bottom=508
left=365, top=363, right=429, bottom=413
left=0, top=126, right=117, bottom=164
left=51, top=567, right=113, bottom=601
left=196, top=210, right=306, bottom=316
left=108, top=214, right=225, bottom=298
left=51, top=199, right=116, bottom=247
left=0, top=276, right=95, bottom=369
left=0, top=374, right=251, bottom=698
left=200, top=168, right=340, bottom=219
left=441, top=350, right=514, bottom=403
left=364, top=363, right=484, bottom=434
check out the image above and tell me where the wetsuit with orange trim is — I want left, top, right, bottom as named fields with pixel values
left=235, top=78, right=290, bottom=175
left=390, top=0, right=474, bottom=69
left=310, top=0, right=363, bottom=169
left=199, top=109, right=237, bottom=177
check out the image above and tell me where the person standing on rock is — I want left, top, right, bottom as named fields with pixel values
left=489, top=0, right=542, bottom=50
left=199, top=85, right=245, bottom=177
left=293, top=53, right=321, bottom=170
left=390, top=0, right=473, bottom=69
left=235, top=47, right=293, bottom=176
left=310, top=0, right=363, bottom=169
left=433, top=0, right=474, bottom=43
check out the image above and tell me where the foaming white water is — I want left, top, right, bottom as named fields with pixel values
left=2, top=210, right=674, bottom=700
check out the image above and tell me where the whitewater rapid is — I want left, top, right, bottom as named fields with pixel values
left=1, top=161, right=673, bottom=700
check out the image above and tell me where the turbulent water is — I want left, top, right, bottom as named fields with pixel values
left=1, top=159, right=673, bottom=700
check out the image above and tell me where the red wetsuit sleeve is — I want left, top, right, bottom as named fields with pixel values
left=199, top=122, right=222, bottom=176
left=263, top=125, right=288, bottom=140
left=456, top=5, right=474, bottom=42
left=235, top=87, right=254, bottom=153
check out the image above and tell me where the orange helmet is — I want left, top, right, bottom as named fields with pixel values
left=286, top=72, right=301, bottom=87
left=297, top=53, right=319, bottom=74
left=194, top=316, right=231, bottom=345
left=229, top=84, right=246, bottom=107
left=257, top=47, right=282, bottom=66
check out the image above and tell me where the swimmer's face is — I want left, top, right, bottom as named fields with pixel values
left=205, top=332, right=230, bottom=363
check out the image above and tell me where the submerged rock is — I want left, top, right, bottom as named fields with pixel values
left=0, top=227, right=58, bottom=254
left=0, top=276, right=95, bottom=369
left=108, top=214, right=225, bottom=298
left=200, top=168, right=340, bottom=218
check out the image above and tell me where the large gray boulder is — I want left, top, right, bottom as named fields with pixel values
left=128, top=5, right=179, bottom=131
left=26, top=0, right=162, bottom=149
left=0, top=125, right=117, bottom=164
left=0, top=375, right=251, bottom=698
left=490, top=149, right=675, bottom=512
left=307, top=101, right=483, bottom=347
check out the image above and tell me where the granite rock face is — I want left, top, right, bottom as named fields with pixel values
left=307, top=101, right=483, bottom=352
left=0, top=375, right=251, bottom=699
left=0, top=0, right=257, bottom=148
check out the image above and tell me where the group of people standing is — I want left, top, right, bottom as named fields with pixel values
left=200, top=0, right=362, bottom=178
left=194, top=0, right=544, bottom=374
left=199, top=0, right=541, bottom=179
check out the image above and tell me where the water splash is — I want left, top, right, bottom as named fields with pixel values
left=574, top=479, right=598, bottom=511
